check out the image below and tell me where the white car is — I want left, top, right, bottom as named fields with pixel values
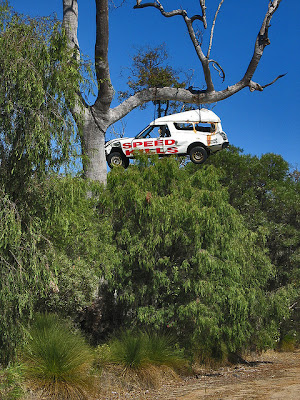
left=105, top=109, right=229, bottom=168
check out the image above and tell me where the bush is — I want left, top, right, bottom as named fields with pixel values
left=102, top=157, right=292, bottom=355
left=0, top=364, right=24, bottom=400
left=22, top=313, right=94, bottom=400
left=278, top=333, right=297, bottom=352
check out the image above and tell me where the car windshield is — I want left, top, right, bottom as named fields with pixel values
left=135, top=125, right=153, bottom=139
left=135, top=125, right=169, bottom=139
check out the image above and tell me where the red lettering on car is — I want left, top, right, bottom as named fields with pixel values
left=144, top=140, right=153, bottom=147
left=133, top=141, right=143, bottom=148
left=154, top=139, right=163, bottom=146
left=122, top=142, right=132, bottom=149
left=165, top=139, right=175, bottom=145
left=166, top=147, right=178, bottom=154
left=125, top=149, right=135, bottom=156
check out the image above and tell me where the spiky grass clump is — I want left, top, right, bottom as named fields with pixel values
left=95, top=330, right=186, bottom=389
left=109, top=330, right=146, bottom=370
left=22, top=313, right=94, bottom=400
left=107, top=330, right=185, bottom=370
left=144, top=332, right=186, bottom=370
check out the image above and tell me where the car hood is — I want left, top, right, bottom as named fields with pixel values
left=105, top=137, right=130, bottom=147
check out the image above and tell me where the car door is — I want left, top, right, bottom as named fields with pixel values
left=131, top=126, right=164, bottom=155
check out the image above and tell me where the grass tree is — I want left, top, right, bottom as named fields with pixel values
left=22, top=314, right=94, bottom=400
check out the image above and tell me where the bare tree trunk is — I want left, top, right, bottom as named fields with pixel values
left=63, top=0, right=110, bottom=185
left=82, top=109, right=108, bottom=184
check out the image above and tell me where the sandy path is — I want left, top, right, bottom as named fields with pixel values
left=142, top=351, right=300, bottom=400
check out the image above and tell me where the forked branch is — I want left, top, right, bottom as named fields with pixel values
left=134, top=0, right=215, bottom=91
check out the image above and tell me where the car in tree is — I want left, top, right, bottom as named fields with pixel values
left=105, top=109, right=229, bottom=168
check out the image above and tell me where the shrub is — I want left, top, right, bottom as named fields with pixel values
left=0, top=364, right=24, bottom=400
left=103, top=157, right=292, bottom=355
left=22, top=313, right=94, bottom=400
left=278, top=333, right=297, bottom=352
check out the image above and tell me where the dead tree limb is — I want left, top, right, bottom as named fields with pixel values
left=207, top=0, right=225, bottom=58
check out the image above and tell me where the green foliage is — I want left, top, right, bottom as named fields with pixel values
left=25, top=176, right=118, bottom=318
left=0, top=189, right=52, bottom=364
left=22, top=313, right=94, bottom=400
left=125, top=44, right=184, bottom=92
left=96, top=329, right=185, bottom=371
left=0, top=2, right=85, bottom=197
left=100, top=157, right=291, bottom=354
left=119, top=44, right=186, bottom=117
left=0, top=364, right=24, bottom=400
left=205, top=147, right=300, bottom=341
left=278, top=333, right=297, bottom=352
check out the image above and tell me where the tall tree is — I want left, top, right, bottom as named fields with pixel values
left=63, top=0, right=284, bottom=184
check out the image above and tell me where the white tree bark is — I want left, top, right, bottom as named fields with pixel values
left=63, top=0, right=284, bottom=184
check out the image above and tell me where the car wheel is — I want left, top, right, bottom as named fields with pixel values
left=189, top=146, right=208, bottom=164
left=107, top=152, right=128, bottom=168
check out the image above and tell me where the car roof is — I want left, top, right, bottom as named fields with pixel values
left=150, top=109, right=221, bottom=125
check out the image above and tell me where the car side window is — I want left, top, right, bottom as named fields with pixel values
left=159, top=126, right=171, bottom=137
left=174, top=123, right=194, bottom=130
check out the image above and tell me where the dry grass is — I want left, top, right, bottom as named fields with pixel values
left=94, top=364, right=181, bottom=399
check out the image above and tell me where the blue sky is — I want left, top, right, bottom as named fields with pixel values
left=10, top=0, right=300, bottom=168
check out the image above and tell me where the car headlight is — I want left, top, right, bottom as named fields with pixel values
left=220, top=132, right=227, bottom=140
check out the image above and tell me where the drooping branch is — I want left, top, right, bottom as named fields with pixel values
left=207, top=0, right=225, bottom=59
left=134, top=1, right=215, bottom=92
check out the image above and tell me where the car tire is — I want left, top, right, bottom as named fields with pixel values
left=107, top=152, right=129, bottom=168
left=189, top=146, right=208, bottom=164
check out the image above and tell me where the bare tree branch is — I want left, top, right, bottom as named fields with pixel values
left=207, top=0, right=225, bottom=59
left=134, top=1, right=215, bottom=92
left=110, top=82, right=247, bottom=124
left=243, top=0, right=283, bottom=85
left=199, top=0, right=207, bottom=29
left=209, top=59, right=225, bottom=82
left=248, top=73, right=286, bottom=92
left=62, top=0, right=88, bottom=118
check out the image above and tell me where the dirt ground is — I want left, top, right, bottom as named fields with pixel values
left=114, top=350, right=300, bottom=400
